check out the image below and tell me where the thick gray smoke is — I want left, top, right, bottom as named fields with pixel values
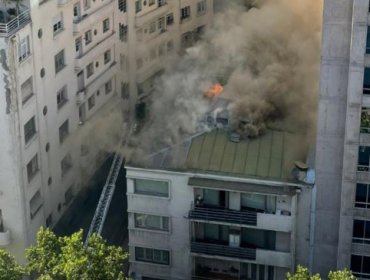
left=131, top=0, right=322, bottom=158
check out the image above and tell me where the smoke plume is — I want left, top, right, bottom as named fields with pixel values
left=131, top=0, right=322, bottom=158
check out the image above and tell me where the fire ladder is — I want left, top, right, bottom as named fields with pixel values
left=85, top=124, right=133, bottom=245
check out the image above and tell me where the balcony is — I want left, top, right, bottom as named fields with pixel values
left=189, top=206, right=257, bottom=226
left=190, top=242, right=256, bottom=261
left=0, top=229, right=11, bottom=246
left=0, top=8, right=30, bottom=37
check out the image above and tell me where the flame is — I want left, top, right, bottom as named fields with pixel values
left=205, top=83, right=224, bottom=98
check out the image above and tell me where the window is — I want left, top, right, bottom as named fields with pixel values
left=167, top=40, right=174, bottom=52
left=57, top=86, right=68, bottom=109
left=105, top=80, right=112, bottom=94
left=18, top=36, right=30, bottom=62
left=53, top=14, right=63, bottom=34
left=86, top=62, right=94, bottom=78
left=181, top=31, right=193, bottom=48
left=351, top=255, right=370, bottom=279
left=27, top=154, right=39, bottom=182
left=364, top=68, right=370, bottom=94
left=166, top=13, right=174, bottom=25
left=197, top=0, right=207, bottom=15
left=30, top=190, right=43, bottom=219
left=158, top=17, right=165, bottom=32
left=367, top=27, right=370, bottom=54
left=159, top=44, right=165, bottom=57
left=88, top=94, right=95, bottom=110
left=135, top=247, right=170, bottom=265
left=135, top=0, right=142, bottom=13
left=85, top=30, right=92, bottom=45
left=83, top=0, right=90, bottom=10
left=361, top=108, right=370, bottom=133
left=134, top=179, right=169, bottom=197
left=24, top=116, right=36, bottom=144
left=353, top=219, right=370, bottom=244
left=136, top=58, right=143, bottom=69
left=149, top=21, right=156, bottom=33
left=358, top=146, right=370, bottom=171
left=121, top=82, right=129, bottom=99
left=149, top=0, right=155, bottom=6
left=61, top=153, right=72, bottom=176
left=119, top=24, right=128, bottom=42
left=104, top=50, right=111, bottom=64
left=118, top=0, right=127, bottom=12
left=55, top=49, right=65, bottom=73
left=120, top=54, right=127, bottom=71
left=65, top=185, right=74, bottom=205
left=135, top=213, right=169, bottom=231
left=103, top=18, right=110, bottom=33
left=75, top=37, right=82, bottom=53
left=158, top=0, right=166, bottom=7
left=241, top=193, right=276, bottom=213
left=21, top=77, right=33, bottom=104
left=180, top=6, right=191, bottom=21
left=59, top=119, right=69, bottom=144
left=356, top=183, right=370, bottom=208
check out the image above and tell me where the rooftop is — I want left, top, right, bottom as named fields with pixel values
left=130, top=128, right=308, bottom=183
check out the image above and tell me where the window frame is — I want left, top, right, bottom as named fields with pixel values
left=18, top=36, right=30, bottom=62
left=54, top=49, right=66, bottom=74
left=24, top=116, right=36, bottom=144
left=85, top=30, right=92, bottom=45
left=59, top=119, right=69, bottom=144
left=88, top=94, right=95, bottom=110
left=133, top=178, right=170, bottom=198
left=103, top=18, right=110, bottom=33
left=104, top=49, right=111, bottom=64
left=135, top=247, right=170, bottom=265
left=86, top=62, right=94, bottom=78
left=134, top=213, right=170, bottom=232
left=27, top=154, right=39, bottom=182
left=57, top=85, right=68, bottom=109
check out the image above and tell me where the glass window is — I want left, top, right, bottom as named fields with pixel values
left=361, top=108, right=370, bottom=133
left=364, top=68, right=370, bottom=94
left=103, top=18, right=110, bottom=33
left=57, top=85, right=68, bottom=109
left=352, top=219, right=370, bottom=244
left=18, top=36, right=30, bottom=62
left=358, top=146, right=370, bottom=171
left=30, top=190, right=43, bottom=218
left=197, top=0, right=207, bottom=15
left=135, top=0, right=142, bottom=13
left=119, top=24, right=128, bottom=42
left=134, top=179, right=169, bottom=197
left=135, top=247, right=170, bottom=265
left=149, top=21, right=156, bottom=33
left=24, top=116, right=36, bottom=144
left=118, top=0, right=127, bottom=12
left=355, top=183, right=368, bottom=208
left=86, top=62, right=94, bottom=78
left=105, top=80, right=112, bottom=94
left=88, top=94, right=95, bottom=110
left=158, top=0, right=166, bottom=7
left=27, top=154, right=39, bottom=182
left=180, top=6, right=191, bottom=20
left=351, top=254, right=370, bottom=279
left=134, top=213, right=169, bottom=231
left=55, top=49, right=65, bottom=73
left=166, top=13, right=174, bottom=25
left=59, top=119, right=69, bottom=144
left=85, top=30, right=92, bottom=45
left=21, top=77, right=33, bottom=104
left=366, top=27, right=370, bottom=54
left=52, top=14, right=63, bottom=34
left=104, top=50, right=111, bottom=64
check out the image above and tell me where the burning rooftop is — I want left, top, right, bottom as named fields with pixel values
left=127, top=127, right=309, bottom=184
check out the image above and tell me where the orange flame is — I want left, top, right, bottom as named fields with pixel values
left=205, top=83, right=224, bottom=98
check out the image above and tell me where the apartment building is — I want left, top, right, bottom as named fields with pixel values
left=0, top=0, right=214, bottom=263
left=314, top=0, right=370, bottom=277
left=126, top=128, right=315, bottom=280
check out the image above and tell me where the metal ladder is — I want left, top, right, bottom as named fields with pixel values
left=85, top=123, right=133, bottom=245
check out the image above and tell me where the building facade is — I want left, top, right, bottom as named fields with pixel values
left=126, top=129, right=314, bottom=280
left=314, top=0, right=370, bottom=277
left=0, top=0, right=213, bottom=262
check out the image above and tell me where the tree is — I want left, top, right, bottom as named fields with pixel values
left=26, top=228, right=128, bottom=280
left=287, top=266, right=356, bottom=280
left=0, top=249, right=24, bottom=280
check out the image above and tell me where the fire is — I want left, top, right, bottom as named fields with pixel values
left=205, top=83, right=224, bottom=98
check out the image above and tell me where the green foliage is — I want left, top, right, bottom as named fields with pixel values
left=26, top=228, right=128, bottom=280
left=287, top=266, right=356, bottom=280
left=0, top=249, right=24, bottom=280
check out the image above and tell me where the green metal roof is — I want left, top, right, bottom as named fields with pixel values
left=185, top=129, right=306, bottom=181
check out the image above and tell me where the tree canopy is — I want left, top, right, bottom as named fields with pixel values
left=0, top=227, right=127, bottom=280
left=287, top=265, right=356, bottom=280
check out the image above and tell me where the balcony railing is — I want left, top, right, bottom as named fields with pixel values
left=0, top=9, right=31, bottom=37
left=190, top=242, right=256, bottom=261
left=189, top=206, right=257, bottom=226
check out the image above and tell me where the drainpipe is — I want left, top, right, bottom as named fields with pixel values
left=308, top=184, right=317, bottom=272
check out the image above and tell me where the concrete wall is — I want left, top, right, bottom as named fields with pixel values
left=314, top=0, right=353, bottom=274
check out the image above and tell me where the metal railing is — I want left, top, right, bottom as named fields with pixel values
left=189, top=205, right=257, bottom=226
left=0, top=9, right=31, bottom=37
left=190, top=241, right=256, bottom=261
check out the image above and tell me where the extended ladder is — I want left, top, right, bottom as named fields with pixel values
left=85, top=123, right=133, bottom=245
